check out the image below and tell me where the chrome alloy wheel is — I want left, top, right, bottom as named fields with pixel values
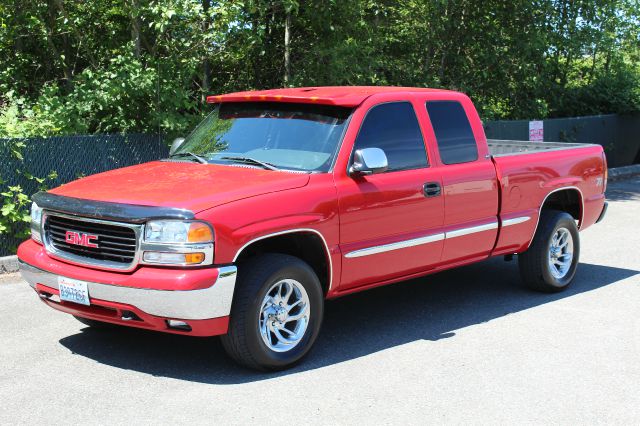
left=548, top=227, right=574, bottom=279
left=258, top=279, right=310, bottom=353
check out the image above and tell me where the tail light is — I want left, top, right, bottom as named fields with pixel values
left=602, top=152, right=608, bottom=193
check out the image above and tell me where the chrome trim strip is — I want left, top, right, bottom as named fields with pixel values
left=343, top=189, right=579, bottom=260
left=343, top=188, right=582, bottom=259
left=19, top=260, right=237, bottom=320
left=345, top=233, right=445, bottom=258
left=233, top=228, right=334, bottom=291
left=344, top=219, right=500, bottom=258
left=502, top=216, right=531, bottom=227
left=445, top=221, right=498, bottom=239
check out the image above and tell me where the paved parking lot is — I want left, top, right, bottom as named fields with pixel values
left=1, top=177, right=638, bottom=425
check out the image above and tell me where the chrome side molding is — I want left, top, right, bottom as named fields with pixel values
left=502, top=216, right=531, bottom=227
left=445, top=221, right=498, bottom=239
left=344, top=216, right=531, bottom=259
left=345, top=233, right=445, bottom=258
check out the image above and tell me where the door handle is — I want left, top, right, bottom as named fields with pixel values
left=423, top=182, right=441, bottom=197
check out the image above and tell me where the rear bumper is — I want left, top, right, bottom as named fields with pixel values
left=596, top=201, right=608, bottom=224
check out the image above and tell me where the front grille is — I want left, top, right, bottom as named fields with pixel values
left=44, top=214, right=138, bottom=265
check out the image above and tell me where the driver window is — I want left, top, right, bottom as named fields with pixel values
left=352, top=102, right=428, bottom=172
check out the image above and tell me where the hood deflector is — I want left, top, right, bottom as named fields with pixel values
left=32, top=192, right=194, bottom=224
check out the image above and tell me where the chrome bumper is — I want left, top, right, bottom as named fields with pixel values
left=19, top=260, right=237, bottom=320
left=596, top=201, right=608, bottom=224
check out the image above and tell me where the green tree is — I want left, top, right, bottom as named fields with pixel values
left=0, top=0, right=638, bottom=134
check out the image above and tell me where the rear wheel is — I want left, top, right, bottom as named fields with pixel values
left=519, top=210, right=580, bottom=292
left=221, top=254, right=324, bottom=371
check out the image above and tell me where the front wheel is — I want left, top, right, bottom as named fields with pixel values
left=221, top=254, right=324, bottom=371
left=519, top=210, right=580, bottom=292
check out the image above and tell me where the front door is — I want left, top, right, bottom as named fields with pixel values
left=335, top=101, right=444, bottom=290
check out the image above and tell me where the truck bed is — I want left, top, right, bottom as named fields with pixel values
left=488, top=139, right=597, bottom=157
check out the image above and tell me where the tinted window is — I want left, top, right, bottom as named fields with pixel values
left=353, top=102, right=428, bottom=172
left=426, top=101, right=478, bottom=165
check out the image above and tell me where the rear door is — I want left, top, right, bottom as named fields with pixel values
left=423, top=98, right=499, bottom=264
left=335, top=98, right=444, bottom=290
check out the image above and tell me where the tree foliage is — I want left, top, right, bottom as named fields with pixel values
left=0, top=0, right=638, bottom=137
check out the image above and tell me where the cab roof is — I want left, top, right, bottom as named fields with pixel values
left=206, top=86, right=454, bottom=107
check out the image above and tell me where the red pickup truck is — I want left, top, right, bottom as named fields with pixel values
left=18, top=86, right=608, bottom=370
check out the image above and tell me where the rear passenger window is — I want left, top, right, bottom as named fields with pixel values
left=426, top=101, right=478, bottom=165
left=353, top=102, right=428, bottom=172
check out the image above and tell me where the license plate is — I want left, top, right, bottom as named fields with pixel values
left=58, top=277, right=90, bottom=306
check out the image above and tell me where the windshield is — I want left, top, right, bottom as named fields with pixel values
left=173, top=102, right=352, bottom=172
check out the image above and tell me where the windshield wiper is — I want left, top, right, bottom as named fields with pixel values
left=220, top=156, right=280, bottom=171
left=170, top=151, right=209, bottom=164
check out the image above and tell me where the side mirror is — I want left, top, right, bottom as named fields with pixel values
left=349, top=148, right=389, bottom=176
left=169, top=137, right=186, bottom=155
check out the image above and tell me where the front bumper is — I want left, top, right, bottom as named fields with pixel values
left=18, top=239, right=238, bottom=336
left=19, top=260, right=237, bottom=321
left=19, top=260, right=236, bottom=336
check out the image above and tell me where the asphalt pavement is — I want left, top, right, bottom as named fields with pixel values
left=1, top=177, right=638, bottom=425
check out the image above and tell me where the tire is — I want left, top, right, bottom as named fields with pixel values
left=519, top=210, right=580, bottom=292
left=221, top=254, right=324, bottom=371
left=73, top=316, right=115, bottom=328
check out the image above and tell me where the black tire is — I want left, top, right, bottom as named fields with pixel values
left=73, top=316, right=115, bottom=328
left=519, top=210, right=580, bottom=292
left=221, top=254, right=324, bottom=371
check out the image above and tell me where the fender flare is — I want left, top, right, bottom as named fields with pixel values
left=232, top=228, right=334, bottom=292
left=524, top=186, right=584, bottom=250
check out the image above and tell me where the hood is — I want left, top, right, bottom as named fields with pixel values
left=49, top=161, right=310, bottom=213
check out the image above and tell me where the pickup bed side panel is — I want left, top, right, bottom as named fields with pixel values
left=492, top=145, right=605, bottom=255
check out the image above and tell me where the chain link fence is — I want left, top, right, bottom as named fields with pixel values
left=0, top=134, right=168, bottom=256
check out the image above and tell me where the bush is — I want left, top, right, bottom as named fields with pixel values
left=0, top=137, right=57, bottom=244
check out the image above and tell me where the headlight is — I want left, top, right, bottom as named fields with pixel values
left=141, top=220, right=214, bottom=266
left=30, top=203, right=43, bottom=243
left=144, top=220, right=213, bottom=243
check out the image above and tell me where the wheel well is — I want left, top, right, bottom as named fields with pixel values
left=541, top=189, right=582, bottom=224
left=235, top=232, right=330, bottom=294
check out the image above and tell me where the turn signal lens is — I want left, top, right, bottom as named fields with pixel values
left=187, top=222, right=214, bottom=243
left=184, top=252, right=205, bottom=264
left=142, top=251, right=205, bottom=265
